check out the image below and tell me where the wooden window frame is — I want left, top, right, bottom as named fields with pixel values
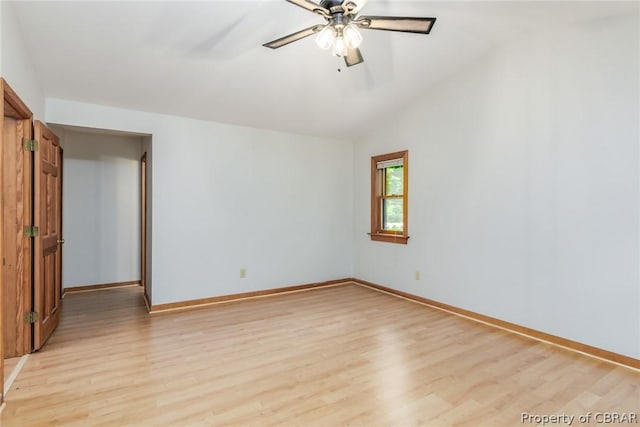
left=370, top=150, right=409, bottom=244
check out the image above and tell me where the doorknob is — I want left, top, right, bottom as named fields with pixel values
left=57, top=238, right=65, bottom=244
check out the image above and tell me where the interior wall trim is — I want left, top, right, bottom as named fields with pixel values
left=349, top=278, right=640, bottom=370
left=143, top=293, right=151, bottom=313
left=1, top=77, right=33, bottom=119
left=148, top=278, right=351, bottom=314
left=64, top=280, right=141, bottom=293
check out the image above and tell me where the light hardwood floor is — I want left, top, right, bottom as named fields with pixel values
left=3, top=356, right=22, bottom=394
left=3, top=357, right=20, bottom=383
left=1, top=283, right=638, bottom=426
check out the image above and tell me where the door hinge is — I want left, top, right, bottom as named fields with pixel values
left=24, top=312, right=39, bottom=323
left=24, top=139, right=38, bottom=151
left=24, top=226, right=40, bottom=237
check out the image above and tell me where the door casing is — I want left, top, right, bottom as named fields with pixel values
left=0, top=78, right=35, bottom=403
left=141, top=152, right=149, bottom=306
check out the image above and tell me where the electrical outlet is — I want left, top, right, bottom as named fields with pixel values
left=240, top=268, right=247, bottom=278
left=415, top=271, right=420, bottom=280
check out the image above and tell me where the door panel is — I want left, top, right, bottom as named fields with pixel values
left=33, top=120, right=62, bottom=350
left=1, top=117, right=33, bottom=357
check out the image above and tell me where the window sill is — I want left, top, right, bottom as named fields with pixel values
left=369, top=233, right=409, bottom=245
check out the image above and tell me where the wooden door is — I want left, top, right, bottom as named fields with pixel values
left=33, top=120, right=62, bottom=350
left=1, top=116, right=33, bottom=358
left=0, top=78, right=34, bottom=403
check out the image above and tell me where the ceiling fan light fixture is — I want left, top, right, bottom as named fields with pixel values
left=343, top=24, right=363, bottom=49
left=332, top=35, right=347, bottom=57
left=315, top=25, right=336, bottom=50
left=263, top=0, right=437, bottom=68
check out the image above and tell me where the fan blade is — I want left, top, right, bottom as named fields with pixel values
left=344, top=47, right=364, bottom=67
left=285, top=0, right=330, bottom=16
left=355, top=16, right=436, bottom=34
left=263, top=25, right=323, bottom=49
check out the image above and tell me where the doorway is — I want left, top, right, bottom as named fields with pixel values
left=49, top=125, right=151, bottom=304
left=1, top=79, right=64, bottom=404
left=1, top=85, right=33, bottom=363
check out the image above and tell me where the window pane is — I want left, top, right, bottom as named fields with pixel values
left=385, top=166, right=403, bottom=196
left=383, top=198, right=403, bottom=231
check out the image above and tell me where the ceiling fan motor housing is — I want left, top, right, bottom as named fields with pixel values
left=319, top=0, right=357, bottom=25
left=320, top=0, right=346, bottom=9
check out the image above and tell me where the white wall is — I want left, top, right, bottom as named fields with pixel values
left=353, top=14, right=639, bottom=359
left=0, top=0, right=3, bottom=74
left=54, top=128, right=143, bottom=288
left=46, top=101, right=354, bottom=305
left=0, top=1, right=44, bottom=118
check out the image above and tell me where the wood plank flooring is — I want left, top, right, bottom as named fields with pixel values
left=1, top=283, right=638, bottom=426
left=3, top=356, right=22, bottom=394
left=3, top=357, right=20, bottom=382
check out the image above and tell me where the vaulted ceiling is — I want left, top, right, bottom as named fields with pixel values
left=10, top=1, right=637, bottom=138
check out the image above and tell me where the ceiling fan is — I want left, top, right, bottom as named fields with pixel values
left=263, top=0, right=436, bottom=67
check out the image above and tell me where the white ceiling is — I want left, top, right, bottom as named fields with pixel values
left=10, top=1, right=637, bottom=139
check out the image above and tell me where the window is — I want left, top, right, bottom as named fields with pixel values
left=370, top=150, right=409, bottom=244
